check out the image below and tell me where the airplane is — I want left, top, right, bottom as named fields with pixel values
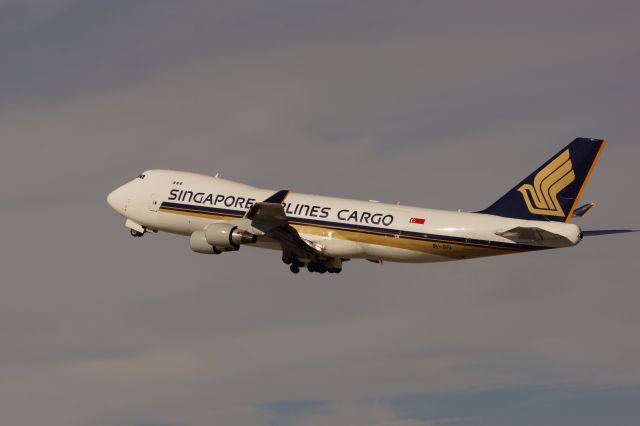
left=107, top=138, right=634, bottom=274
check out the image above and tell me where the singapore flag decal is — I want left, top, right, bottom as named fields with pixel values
left=409, top=217, right=426, bottom=225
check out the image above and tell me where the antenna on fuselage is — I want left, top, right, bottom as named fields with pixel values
left=214, top=173, right=219, bottom=178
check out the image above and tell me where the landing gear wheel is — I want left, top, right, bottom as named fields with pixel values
left=130, top=229, right=144, bottom=237
left=290, top=264, right=300, bottom=274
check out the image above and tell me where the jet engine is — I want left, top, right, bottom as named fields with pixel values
left=190, top=223, right=257, bottom=255
left=190, top=229, right=218, bottom=254
left=204, top=222, right=257, bottom=251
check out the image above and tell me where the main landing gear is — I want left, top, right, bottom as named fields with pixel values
left=307, top=261, right=342, bottom=274
left=283, top=256, right=305, bottom=274
left=282, top=256, right=342, bottom=274
left=130, top=229, right=144, bottom=237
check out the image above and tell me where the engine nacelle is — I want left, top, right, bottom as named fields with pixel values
left=190, top=229, right=219, bottom=255
left=204, top=222, right=257, bottom=250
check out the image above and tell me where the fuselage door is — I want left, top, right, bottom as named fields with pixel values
left=149, top=193, right=160, bottom=212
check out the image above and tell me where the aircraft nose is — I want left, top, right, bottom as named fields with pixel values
left=107, top=185, right=127, bottom=215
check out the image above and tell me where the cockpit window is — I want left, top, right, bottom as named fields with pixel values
left=137, top=174, right=146, bottom=179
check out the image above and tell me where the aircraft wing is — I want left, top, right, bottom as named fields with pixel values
left=243, top=190, right=323, bottom=260
left=244, top=190, right=290, bottom=224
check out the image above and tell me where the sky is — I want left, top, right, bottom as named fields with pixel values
left=1, top=1, right=639, bottom=425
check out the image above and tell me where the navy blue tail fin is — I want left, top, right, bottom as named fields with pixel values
left=480, top=138, right=605, bottom=222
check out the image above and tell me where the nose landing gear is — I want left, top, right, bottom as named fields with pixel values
left=126, top=219, right=148, bottom=238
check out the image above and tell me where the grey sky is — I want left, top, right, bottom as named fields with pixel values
left=1, top=1, right=639, bottom=425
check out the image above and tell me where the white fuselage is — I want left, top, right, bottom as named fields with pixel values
left=107, top=170, right=582, bottom=263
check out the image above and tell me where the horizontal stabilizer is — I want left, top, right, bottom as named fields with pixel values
left=572, top=203, right=596, bottom=218
left=582, top=229, right=637, bottom=236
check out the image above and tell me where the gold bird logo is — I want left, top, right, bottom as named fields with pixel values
left=517, top=149, right=575, bottom=217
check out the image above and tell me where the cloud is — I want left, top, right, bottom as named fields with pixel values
left=267, top=401, right=466, bottom=426
left=0, top=0, right=74, bottom=35
left=0, top=1, right=639, bottom=425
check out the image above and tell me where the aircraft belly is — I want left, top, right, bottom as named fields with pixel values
left=295, top=225, right=512, bottom=262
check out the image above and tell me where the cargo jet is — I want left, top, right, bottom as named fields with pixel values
left=107, top=138, right=634, bottom=274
